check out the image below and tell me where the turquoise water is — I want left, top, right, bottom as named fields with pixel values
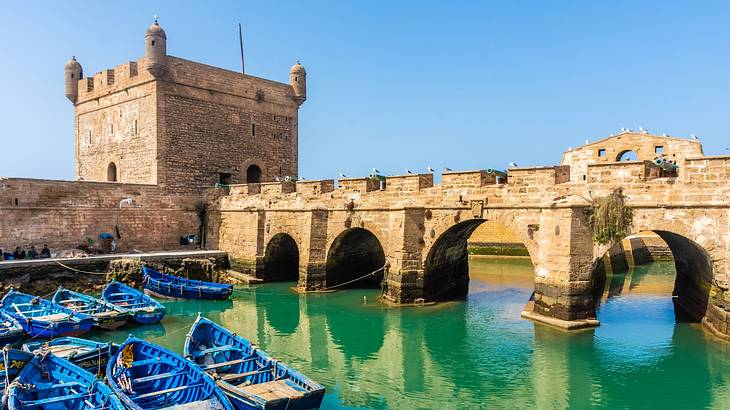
left=88, top=257, right=730, bottom=409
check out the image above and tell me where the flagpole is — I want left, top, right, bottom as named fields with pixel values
left=238, top=23, right=245, bottom=74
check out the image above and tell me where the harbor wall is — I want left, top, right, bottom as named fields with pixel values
left=0, top=178, right=203, bottom=254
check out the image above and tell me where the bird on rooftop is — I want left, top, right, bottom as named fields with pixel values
left=443, top=167, right=452, bottom=171
left=639, top=126, right=646, bottom=133
left=568, top=146, right=573, bottom=150
left=372, top=168, right=380, bottom=174
left=509, top=162, right=518, bottom=167
left=585, top=140, right=589, bottom=145
left=691, top=134, right=698, bottom=140
left=405, top=168, right=413, bottom=174
left=275, top=176, right=281, bottom=182
left=427, top=166, right=435, bottom=173
left=339, top=173, right=347, bottom=178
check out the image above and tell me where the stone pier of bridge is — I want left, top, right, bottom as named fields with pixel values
left=209, top=132, right=730, bottom=339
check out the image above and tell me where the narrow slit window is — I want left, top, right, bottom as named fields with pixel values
left=252, top=124, right=256, bottom=137
left=134, top=120, right=138, bottom=135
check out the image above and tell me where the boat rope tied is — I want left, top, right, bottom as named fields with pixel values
left=51, top=259, right=110, bottom=276
left=322, top=264, right=387, bottom=291
left=2, top=348, right=10, bottom=389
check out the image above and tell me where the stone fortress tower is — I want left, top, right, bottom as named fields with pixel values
left=65, top=19, right=305, bottom=193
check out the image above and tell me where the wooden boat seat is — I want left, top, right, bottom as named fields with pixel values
left=33, top=313, right=70, bottom=321
left=58, top=299, right=86, bottom=304
left=130, top=357, right=164, bottom=367
left=202, top=357, right=257, bottom=370
left=35, top=381, right=85, bottom=391
left=239, top=379, right=307, bottom=401
left=133, top=370, right=187, bottom=384
left=192, top=345, right=238, bottom=357
left=220, top=368, right=270, bottom=382
left=21, top=391, right=88, bottom=407
left=133, top=383, right=202, bottom=399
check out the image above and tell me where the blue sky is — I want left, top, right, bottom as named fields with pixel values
left=1, top=1, right=728, bottom=180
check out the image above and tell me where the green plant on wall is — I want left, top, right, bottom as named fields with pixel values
left=586, top=188, right=633, bottom=245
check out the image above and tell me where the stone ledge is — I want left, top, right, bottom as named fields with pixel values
left=521, top=310, right=600, bottom=330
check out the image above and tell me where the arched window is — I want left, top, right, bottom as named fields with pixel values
left=616, top=150, right=638, bottom=162
left=246, top=165, right=262, bottom=183
left=107, top=162, right=118, bottom=182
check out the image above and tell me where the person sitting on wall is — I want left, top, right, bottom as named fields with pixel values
left=12, top=247, right=25, bottom=260
left=40, top=245, right=51, bottom=259
left=27, top=246, right=38, bottom=259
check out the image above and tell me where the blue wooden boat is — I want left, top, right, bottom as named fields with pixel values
left=143, top=266, right=233, bottom=300
left=0, top=288, right=94, bottom=339
left=53, top=287, right=130, bottom=330
left=0, top=347, right=33, bottom=394
left=0, top=310, right=24, bottom=347
left=7, top=351, right=124, bottom=410
left=23, top=337, right=119, bottom=376
left=107, top=336, right=234, bottom=410
left=184, top=315, right=325, bottom=410
left=101, top=281, right=166, bottom=324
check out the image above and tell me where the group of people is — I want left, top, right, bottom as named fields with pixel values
left=0, top=245, right=51, bottom=261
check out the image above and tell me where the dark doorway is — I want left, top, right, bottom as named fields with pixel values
left=246, top=165, right=262, bottom=183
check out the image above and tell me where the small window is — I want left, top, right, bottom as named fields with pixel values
left=279, top=166, right=282, bottom=173
left=151, top=40, right=155, bottom=46
left=110, top=123, right=114, bottom=134
left=14, top=198, right=18, bottom=206
left=251, top=124, right=256, bottom=137
left=88, top=130, right=92, bottom=144
left=107, top=162, right=117, bottom=182
left=134, top=120, right=138, bottom=135
left=655, top=145, right=664, bottom=154
left=598, top=148, right=606, bottom=157
left=219, top=173, right=232, bottom=185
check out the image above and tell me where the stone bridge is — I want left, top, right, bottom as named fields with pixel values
left=211, top=132, right=730, bottom=339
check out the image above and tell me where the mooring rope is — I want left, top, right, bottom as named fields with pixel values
left=51, top=259, right=110, bottom=276
left=322, top=265, right=387, bottom=291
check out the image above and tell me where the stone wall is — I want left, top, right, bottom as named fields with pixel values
left=0, top=178, right=201, bottom=253
left=561, top=131, right=703, bottom=182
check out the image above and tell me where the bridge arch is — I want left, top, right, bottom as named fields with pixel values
left=593, top=229, right=712, bottom=322
left=422, top=215, right=537, bottom=302
left=326, top=227, right=385, bottom=289
left=263, top=232, right=300, bottom=282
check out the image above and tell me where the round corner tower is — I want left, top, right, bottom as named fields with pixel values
left=64, top=57, right=83, bottom=103
left=290, top=61, right=306, bottom=106
left=145, top=19, right=167, bottom=77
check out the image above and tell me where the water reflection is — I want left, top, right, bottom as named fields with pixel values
left=86, top=257, right=730, bottom=409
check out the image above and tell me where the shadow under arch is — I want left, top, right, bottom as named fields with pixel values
left=592, top=230, right=712, bottom=322
left=263, top=233, right=299, bottom=282
left=326, top=228, right=385, bottom=289
left=423, top=219, right=487, bottom=301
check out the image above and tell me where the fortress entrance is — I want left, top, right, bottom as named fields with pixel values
left=247, top=165, right=262, bottom=183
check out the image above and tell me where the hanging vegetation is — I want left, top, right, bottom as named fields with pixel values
left=586, top=188, right=633, bottom=245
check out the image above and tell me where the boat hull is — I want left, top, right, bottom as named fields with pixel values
left=21, top=318, right=93, bottom=339
left=0, top=331, right=23, bottom=347
left=101, top=281, right=166, bottom=325
left=7, top=351, right=124, bottom=410
left=0, top=349, right=33, bottom=394
left=143, top=266, right=233, bottom=300
left=23, top=337, right=119, bottom=376
left=107, top=336, right=234, bottom=410
left=184, top=315, right=325, bottom=410
left=96, top=313, right=129, bottom=330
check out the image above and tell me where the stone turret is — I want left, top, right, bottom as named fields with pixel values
left=145, top=18, right=167, bottom=77
left=290, top=61, right=306, bottom=106
left=64, top=57, right=83, bottom=103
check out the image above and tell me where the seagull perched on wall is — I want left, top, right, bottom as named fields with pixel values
left=405, top=168, right=413, bottom=174
left=275, top=176, right=281, bottom=182
left=372, top=168, right=380, bottom=174
left=639, top=126, right=648, bottom=134
left=443, top=167, right=452, bottom=171
left=338, top=173, right=347, bottom=178
left=509, top=162, right=518, bottom=167
left=691, top=134, right=699, bottom=140
left=585, top=140, right=590, bottom=145
left=427, top=166, right=435, bottom=173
